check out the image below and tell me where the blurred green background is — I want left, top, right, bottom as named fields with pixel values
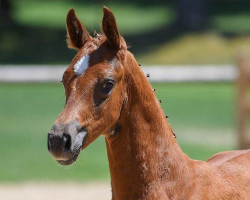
left=0, top=83, right=236, bottom=181
left=0, top=0, right=248, bottom=182
left=1, top=0, right=250, bottom=64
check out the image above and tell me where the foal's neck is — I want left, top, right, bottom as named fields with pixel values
left=106, top=53, right=192, bottom=200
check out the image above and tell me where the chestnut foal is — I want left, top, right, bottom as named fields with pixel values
left=47, top=7, right=250, bottom=200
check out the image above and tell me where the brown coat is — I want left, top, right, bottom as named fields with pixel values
left=48, top=7, right=250, bottom=200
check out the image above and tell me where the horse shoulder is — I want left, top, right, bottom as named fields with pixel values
left=187, top=151, right=250, bottom=199
left=206, top=149, right=250, bottom=166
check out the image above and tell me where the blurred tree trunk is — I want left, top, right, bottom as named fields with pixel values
left=0, top=0, right=12, bottom=23
left=176, top=0, right=209, bottom=31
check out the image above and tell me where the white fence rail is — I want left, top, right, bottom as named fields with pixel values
left=0, top=65, right=238, bottom=82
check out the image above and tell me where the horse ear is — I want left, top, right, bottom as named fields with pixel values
left=66, top=8, right=91, bottom=50
left=102, top=6, right=125, bottom=50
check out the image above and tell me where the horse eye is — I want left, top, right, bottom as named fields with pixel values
left=102, top=80, right=114, bottom=93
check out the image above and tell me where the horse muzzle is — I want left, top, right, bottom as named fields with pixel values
left=47, top=120, right=87, bottom=166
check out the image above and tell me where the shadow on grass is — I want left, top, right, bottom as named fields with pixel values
left=0, top=22, right=185, bottom=64
left=0, top=22, right=249, bottom=64
left=0, top=23, right=75, bottom=64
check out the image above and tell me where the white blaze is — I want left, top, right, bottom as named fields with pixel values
left=73, top=55, right=90, bottom=76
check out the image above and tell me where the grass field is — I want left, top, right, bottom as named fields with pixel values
left=0, top=82, right=237, bottom=182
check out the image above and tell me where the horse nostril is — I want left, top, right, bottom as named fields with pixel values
left=47, top=133, right=53, bottom=151
left=63, top=134, right=71, bottom=152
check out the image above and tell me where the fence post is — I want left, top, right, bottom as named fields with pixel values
left=237, top=53, right=250, bottom=149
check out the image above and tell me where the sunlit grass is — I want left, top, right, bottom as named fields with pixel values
left=12, top=1, right=172, bottom=35
left=212, top=14, right=250, bottom=34
left=138, top=33, right=250, bottom=65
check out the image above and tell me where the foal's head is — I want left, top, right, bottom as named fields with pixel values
left=47, top=7, right=129, bottom=165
